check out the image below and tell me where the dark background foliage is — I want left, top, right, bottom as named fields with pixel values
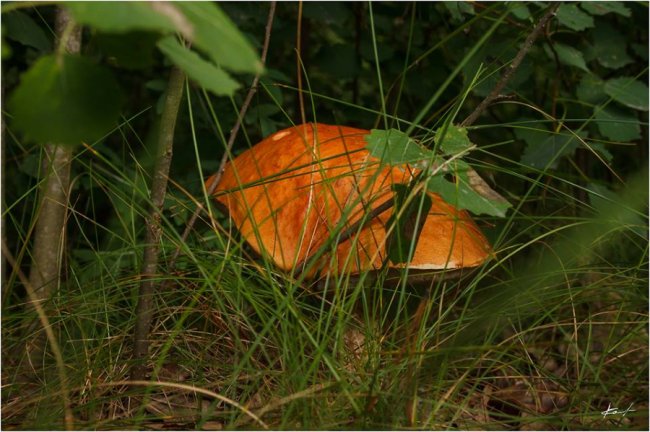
left=3, top=2, right=648, bottom=248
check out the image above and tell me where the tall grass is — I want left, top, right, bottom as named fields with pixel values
left=2, top=4, right=648, bottom=431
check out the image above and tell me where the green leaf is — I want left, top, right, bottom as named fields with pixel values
left=604, top=77, right=649, bottom=111
left=443, top=1, right=475, bottom=22
left=66, top=2, right=178, bottom=33
left=434, top=125, right=473, bottom=155
left=2, top=38, right=12, bottom=60
left=157, top=36, right=240, bottom=97
left=427, top=160, right=510, bottom=217
left=68, top=2, right=262, bottom=74
left=259, top=117, right=278, bottom=138
left=18, top=153, right=41, bottom=178
left=386, top=183, right=432, bottom=264
left=517, top=127, right=586, bottom=170
left=556, top=4, right=595, bottom=31
left=246, top=103, right=281, bottom=129
left=589, top=143, right=614, bottom=163
left=145, top=79, right=168, bottom=92
left=594, top=107, right=641, bottom=142
left=7, top=54, right=122, bottom=147
left=576, top=74, right=606, bottom=105
left=631, top=43, right=648, bottom=61
left=261, top=76, right=284, bottom=104
left=510, top=3, right=531, bottom=21
left=4, top=11, right=51, bottom=52
left=589, top=23, right=633, bottom=69
left=365, top=129, right=434, bottom=165
left=546, top=43, right=589, bottom=72
left=581, top=1, right=631, bottom=17
left=174, top=2, right=262, bottom=74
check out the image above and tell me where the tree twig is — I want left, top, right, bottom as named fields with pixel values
left=168, top=1, right=277, bottom=267
left=460, top=3, right=559, bottom=127
left=131, top=65, right=186, bottom=382
left=24, top=5, right=79, bottom=370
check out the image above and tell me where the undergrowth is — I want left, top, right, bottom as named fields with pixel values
left=2, top=2, right=648, bottom=431
left=2, top=110, right=647, bottom=429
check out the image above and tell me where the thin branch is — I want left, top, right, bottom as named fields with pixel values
left=23, top=5, right=79, bottom=382
left=131, top=65, right=186, bottom=382
left=460, top=3, right=559, bottom=127
left=168, top=1, right=277, bottom=267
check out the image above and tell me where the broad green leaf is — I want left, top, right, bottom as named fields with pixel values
left=18, top=153, right=41, bottom=178
left=589, top=143, right=614, bottom=163
left=594, top=107, right=641, bottom=142
left=266, top=68, right=292, bottom=83
left=427, top=160, right=510, bottom=217
left=67, top=2, right=262, bottom=74
left=66, top=2, right=178, bottom=34
left=576, top=74, right=606, bottom=105
left=4, top=10, right=51, bottom=52
left=631, top=43, right=648, bottom=61
left=581, top=1, right=631, bottom=17
left=434, top=125, right=472, bottom=155
left=8, top=54, right=122, bottom=147
left=510, top=3, right=531, bottom=21
left=517, top=127, right=586, bottom=169
left=444, top=1, right=475, bottom=22
left=589, top=23, right=633, bottom=69
left=247, top=103, right=281, bottom=131
left=365, top=129, right=434, bottom=165
left=174, top=2, right=262, bottom=74
left=604, top=77, right=649, bottom=111
left=546, top=43, right=589, bottom=72
left=556, top=4, right=594, bottom=31
left=145, top=79, right=168, bottom=92
left=259, top=117, right=278, bottom=138
left=157, top=36, right=240, bottom=97
left=386, top=183, right=432, bottom=264
left=2, top=38, right=11, bottom=60
left=260, top=76, right=284, bottom=105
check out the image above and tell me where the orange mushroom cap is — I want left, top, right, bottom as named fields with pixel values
left=206, top=123, right=491, bottom=277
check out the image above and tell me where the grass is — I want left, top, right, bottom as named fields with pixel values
left=2, top=123, right=647, bottom=429
left=2, top=4, right=648, bottom=430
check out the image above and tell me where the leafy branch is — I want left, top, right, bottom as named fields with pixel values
left=460, top=3, right=560, bottom=127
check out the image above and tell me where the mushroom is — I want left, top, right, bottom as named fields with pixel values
left=206, top=122, right=493, bottom=424
left=206, top=123, right=491, bottom=280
